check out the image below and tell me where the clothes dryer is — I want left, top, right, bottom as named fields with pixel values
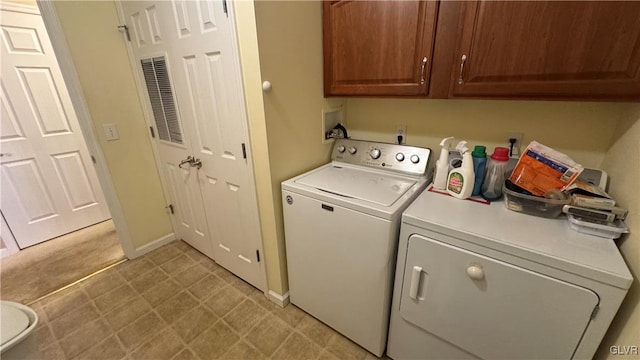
left=387, top=187, right=632, bottom=359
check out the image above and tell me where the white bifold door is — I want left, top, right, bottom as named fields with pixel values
left=0, top=5, right=110, bottom=249
left=118, top=1, right=265, bottom=290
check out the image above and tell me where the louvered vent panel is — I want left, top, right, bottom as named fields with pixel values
left=152, top=57, right=182, bottom=144
left=140, top=57, right=182, bottom=144
left=141, top=59, right=170, bottom=141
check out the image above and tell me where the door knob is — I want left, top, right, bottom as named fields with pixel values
left=179, top=156, right=194, bottom=169
left=466, top=264, right=484, bottom=280
left=191, top=158, right=202, bottom=169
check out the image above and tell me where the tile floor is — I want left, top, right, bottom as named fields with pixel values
left=31, top=241, right=381, bottom=360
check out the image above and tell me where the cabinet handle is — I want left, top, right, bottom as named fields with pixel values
left=457, top=54, right=467, bottom=85
left=419, top=57, right=428, bottom=85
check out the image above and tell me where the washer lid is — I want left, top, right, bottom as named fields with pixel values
left=1, top=303, right=29, bottom=346
left=295, top=165, right=416, bottom=206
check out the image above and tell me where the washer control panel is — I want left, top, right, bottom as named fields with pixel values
left=332, top=139, right=431, bottom=176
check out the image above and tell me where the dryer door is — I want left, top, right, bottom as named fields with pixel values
left=399, top=234, right=599, bottom=359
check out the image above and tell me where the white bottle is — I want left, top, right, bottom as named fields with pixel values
left=446, top=141, right=475, bottom=199
left=433, top=137, right=455, bottom=190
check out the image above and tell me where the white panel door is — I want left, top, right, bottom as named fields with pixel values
left=124, top=1, right=213, bottom=259
left=0, top=6, right=110, bottom=248
left=120, top=0, right=265, bottom=290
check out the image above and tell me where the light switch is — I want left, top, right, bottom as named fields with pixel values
left=103, top=123, right=119, bottom=141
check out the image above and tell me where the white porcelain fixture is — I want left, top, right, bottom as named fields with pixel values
left=387, top=187, right=633, bottom=360
left=282, top=139, right=431, bottom=357
left=1, top=301, right=41, bottom=359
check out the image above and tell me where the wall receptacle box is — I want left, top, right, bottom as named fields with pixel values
left=322, top=107, right=344, bottom=144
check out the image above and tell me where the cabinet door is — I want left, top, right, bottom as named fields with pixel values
left=324, top=1, right=438, bottom=96
left=399, top=234, right=599, bottom=359
left=451, top=1, right=640, bottom=99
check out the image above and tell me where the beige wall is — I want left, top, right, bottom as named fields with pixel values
left=252, top=1, right=344, bottom=294
left=597, top=104, right=640, bottom=359
left=347, top=99, right=628, bottom=170
left=54, top=1, right=172, bottom=248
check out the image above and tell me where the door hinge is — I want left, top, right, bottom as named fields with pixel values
left=222, top=0, right=228, bottom=17
left=117, top=25, right=131, bottom=42
left=91, top=155, right=96, bottom=164
left=241, top=143, right=247, bottom=159
left=166, top=204, right=174, bottom=214
left=256, top=249, right=260, bottom=262
left=590, top=305, right=600, bottom=320
left=149, top=126, right=155, bottom=138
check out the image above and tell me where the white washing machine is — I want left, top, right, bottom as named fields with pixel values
left=387, top=187, right=633, bottom=360
left=282, top=139, right=431, bottom=357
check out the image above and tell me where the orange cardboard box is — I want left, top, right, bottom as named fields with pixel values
left=509, top=141, right=582, bottom=196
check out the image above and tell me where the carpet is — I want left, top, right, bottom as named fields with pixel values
left=0, top=220, right=125, bottom=304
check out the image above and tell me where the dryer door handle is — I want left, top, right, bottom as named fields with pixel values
left=409, top=266, right=423, bottom=300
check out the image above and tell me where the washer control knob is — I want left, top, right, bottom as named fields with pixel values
left=395, top=152, right=405, bottom=162
left=370, top=148, right=381, bottom=159
left=348, top=146, right=357, bottom=155
left=337, top=145, right=346, bottom=153
left=410, top=155, right=420, bottom=164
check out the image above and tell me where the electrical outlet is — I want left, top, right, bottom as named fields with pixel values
left=396, top=124, right=407, bottom=144
left=505, top=132, right=523, bottom=157
left=103, top=123, right=119, bottom=141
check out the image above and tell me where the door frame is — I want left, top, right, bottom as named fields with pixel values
left=26, top=1, right=138, bottom=258
left=114, top=0, right=269, bottom=292
left=1, top=210, right=20, bottom=258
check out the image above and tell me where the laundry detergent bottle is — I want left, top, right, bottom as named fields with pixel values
left=481, top=147, right=510, bottom=201
left=433, top=137, right=455, bottom=190
left=471, top=145, right=487, bottom=196
left=446, top=141, right=474, bottom=199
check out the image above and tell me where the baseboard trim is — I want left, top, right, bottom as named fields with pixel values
left=268, top=290, right=290, bottom=307
left=132, top=233, right=176, bottom=258
left=0, top=247, right=18, bottom=259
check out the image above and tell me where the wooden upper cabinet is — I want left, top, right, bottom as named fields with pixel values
left=451, top=1, right=640, bottom=99
left=323, top=1, right=438, bottom=96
